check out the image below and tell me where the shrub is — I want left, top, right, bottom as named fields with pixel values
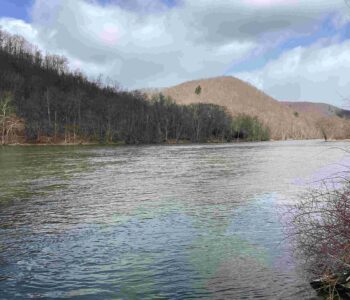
left=195, top=85, right=202, bottom=96
left=289, top=176, right=350, bottom=298
left=231, top=114, right=270, bottom=141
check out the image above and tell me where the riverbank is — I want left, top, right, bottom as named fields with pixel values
left=0, top=137, right=252, bottom=146
left=2, top=138, right=347, bottom=147
left=0, top=139, right=289, bottom=147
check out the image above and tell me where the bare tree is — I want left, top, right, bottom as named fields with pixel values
left=0, top=93, right=14, bottom=145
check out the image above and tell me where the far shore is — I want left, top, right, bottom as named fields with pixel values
left=1, top=138, right=346, bottom=147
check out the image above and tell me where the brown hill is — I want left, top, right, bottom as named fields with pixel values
left=153, top=76, right=350, bottom=140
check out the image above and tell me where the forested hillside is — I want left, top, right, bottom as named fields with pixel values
left=0, top=29, right=269, bottom=145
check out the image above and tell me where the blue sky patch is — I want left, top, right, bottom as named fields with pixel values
left=0, top=0, right=33, bottom=22
left=228, top=14, right=350, bottom=74
left=160, top=0, right=179, bottom=8
left=96, top=0, right=180, bottom=10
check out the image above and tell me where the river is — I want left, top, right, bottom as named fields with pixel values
left=1, top=140, right=349, bottom=299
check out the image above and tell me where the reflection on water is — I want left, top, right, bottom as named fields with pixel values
left=0, top=141, right=349, bottom=299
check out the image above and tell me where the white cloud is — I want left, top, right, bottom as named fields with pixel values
left=0, top=18, right=39, bottom=45
left=0, top=0, right=349, bottom=100
left=235, top=40, right=350, bottom=106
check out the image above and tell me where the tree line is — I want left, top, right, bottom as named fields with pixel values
left=0, top=29, right=270, bottom=144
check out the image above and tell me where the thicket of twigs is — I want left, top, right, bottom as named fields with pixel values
left=290, top=171, right=350, bottom=299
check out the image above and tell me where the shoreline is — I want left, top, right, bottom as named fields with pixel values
left=0, top=138, right=346, bottom=147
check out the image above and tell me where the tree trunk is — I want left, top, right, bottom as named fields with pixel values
left=46, top=89, right=51, bottom=129
left=1, top=119, right=5, bottom=145
left=54, top=111, right=57, bottom=141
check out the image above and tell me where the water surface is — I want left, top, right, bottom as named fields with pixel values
left=1, top=141, right=349, bottom=299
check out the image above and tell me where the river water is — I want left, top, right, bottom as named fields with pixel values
left=1, top=141, right=349, bottom=299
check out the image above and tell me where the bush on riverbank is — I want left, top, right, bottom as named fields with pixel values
left=290, top=178, right=350, bottom=299
left=231, top=114, right=270, bottom=141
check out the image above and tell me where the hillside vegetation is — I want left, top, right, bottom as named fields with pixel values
left=0, top=29, right=269, bottom=145
left=159, top=77, right=350, bottom=140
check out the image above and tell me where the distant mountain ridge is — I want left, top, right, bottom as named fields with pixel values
left=282, top=101, right=350, bottom=119
left=150, top=76, right=350, bottom=140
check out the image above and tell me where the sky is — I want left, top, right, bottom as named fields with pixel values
left=1, top=0, right=350, bottom=106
